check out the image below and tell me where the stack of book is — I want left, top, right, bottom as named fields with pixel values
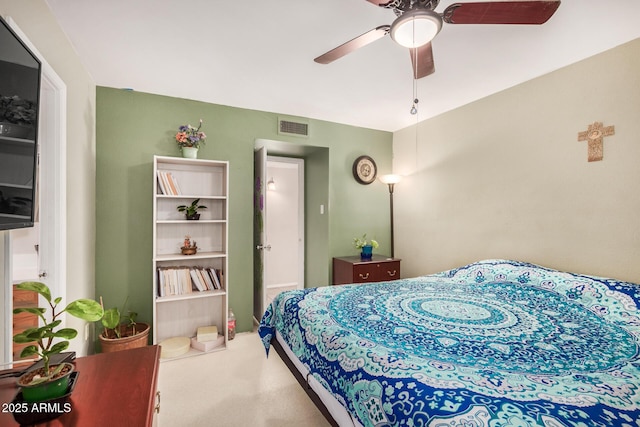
left=157, top=266, right=224, bottom=297
left=156, top=171, right=181, bottom=195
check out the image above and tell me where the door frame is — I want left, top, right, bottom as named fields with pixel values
left=1, top=18, right=67, bottom=367
left=253, top=153, right=306, bottom=320
left=253, top=138, right=330, bottom=323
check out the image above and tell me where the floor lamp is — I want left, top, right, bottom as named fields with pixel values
left=379, top=174, right=402, bottom=258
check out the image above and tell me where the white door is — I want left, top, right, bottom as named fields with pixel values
left=264, top=157, right=304, bottom=307
left=253, top=147, right=268, bottom=321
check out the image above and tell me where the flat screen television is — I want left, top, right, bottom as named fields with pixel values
left=0, top=16, right=41, bottom=230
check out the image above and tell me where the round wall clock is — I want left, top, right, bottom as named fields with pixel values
left=352, top=155, right=377, bottom=185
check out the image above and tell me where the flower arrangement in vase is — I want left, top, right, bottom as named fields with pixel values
left=175, top=119, right=206, bottom=158
left=353, top=234, right=379, bottom=260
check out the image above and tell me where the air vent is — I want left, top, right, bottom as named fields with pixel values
left=278, top=119, right=309, bottom=137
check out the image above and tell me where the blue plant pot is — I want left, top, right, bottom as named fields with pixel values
left=360, top=245, right=373, bottom=260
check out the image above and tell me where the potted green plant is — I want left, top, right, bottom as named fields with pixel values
left=177, top=198, right=207, bottom=220
left=12, top=282, right=104, bottom=402
left=353, top=234, right=379, bottom=260
left=98, top=297, right=150, bottom=353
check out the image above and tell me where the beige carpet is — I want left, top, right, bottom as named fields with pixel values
left=158, top=331, right=331, bottom=426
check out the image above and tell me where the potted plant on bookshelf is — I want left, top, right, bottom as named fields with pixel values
left=98, top=297, right=150, bottom=353
left=177, top=198, right=207, bottom=220
left=353, top=234, right=379, bottom=260
left=175, top=119, right=206, bottom=158
left=12, top=282, right=104, bottom=403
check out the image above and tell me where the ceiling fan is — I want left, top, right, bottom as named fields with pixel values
left=314, top=0, right=561, bottom=79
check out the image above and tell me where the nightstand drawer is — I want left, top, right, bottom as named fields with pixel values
left=379, top=261, right=400, bottom=281
left=352, top=263, right=375, bottom=283
left=333, top=256, right=401, bottom=285
left=353, top=261, right=400, bottom=283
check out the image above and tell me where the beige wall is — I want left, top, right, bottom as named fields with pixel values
left=0, top=0, right=96, bottom=355
left=393, top=38, right=640, bottom=284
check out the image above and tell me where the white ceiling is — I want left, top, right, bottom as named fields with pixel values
left=45, top=0, right=640, bottom=132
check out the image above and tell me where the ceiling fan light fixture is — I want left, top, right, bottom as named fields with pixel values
left=390, top=9, right=442, bottom=48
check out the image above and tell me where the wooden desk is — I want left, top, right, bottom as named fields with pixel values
left=333, top=255, right=401, bottom=285
left=0, top=345, right=160, bottom=426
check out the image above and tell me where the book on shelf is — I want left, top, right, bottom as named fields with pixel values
left=161, top=171, right=172, bottom=195
left=167, top=172, right=181, bottom=195
left=210, top=268, right=221, bottom=290
left=157, top=172, right=167, bottom=195
left=198, top=267, right=215, bottom=291
left=189, top=269, right=206, bottom=292
left=156, top=171, right=182, bottom=195
left=216, top=268, right=224, bottom=290
left=157, top=266, right=223, bottom=297
left=169, top=172, right=182, bottom=194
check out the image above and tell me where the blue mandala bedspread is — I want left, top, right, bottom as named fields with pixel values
left=258, top=259, right=640, bottom=427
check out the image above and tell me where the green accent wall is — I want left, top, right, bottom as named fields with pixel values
left=96, top=88, right=392, bottom=335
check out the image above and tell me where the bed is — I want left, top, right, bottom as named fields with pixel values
left=258, top=259, right=640, bottom=427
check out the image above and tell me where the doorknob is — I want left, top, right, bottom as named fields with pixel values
left=38, top=271, right=48, bottom=278
left=256, top=244, right=272, bottom=251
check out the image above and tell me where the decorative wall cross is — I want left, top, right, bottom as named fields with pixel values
left=577, top=121, right=615, bottom=162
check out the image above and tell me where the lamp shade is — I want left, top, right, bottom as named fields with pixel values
left=390, top=9, right=442, bottom=48
left=379, top=174, right=403, bottom=185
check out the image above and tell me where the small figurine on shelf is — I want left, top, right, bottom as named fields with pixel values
left=181, top=235, right=198, bottom=255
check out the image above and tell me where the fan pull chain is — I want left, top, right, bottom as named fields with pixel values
left=410, top=47, right=418, bottom=115
left=410, top=93, right=418, bottom=115
left=410, top=39, right=420, bottom=171
left=414, top=75, right=419, bottom=173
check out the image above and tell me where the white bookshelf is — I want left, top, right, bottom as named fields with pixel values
left=152, top=156, right=229, bottom=358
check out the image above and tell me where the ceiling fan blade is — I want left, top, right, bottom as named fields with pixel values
left=443, top=1, right=561, bottom=25
left=410, top=42, right=435, bottom=79
left=314, top=25, right=390, bottom=64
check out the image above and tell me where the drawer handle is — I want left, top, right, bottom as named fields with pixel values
left=155, top=391, right=161, bottom=413
left=359, top=273, right=370, bottom=280
left=387, top=270, right=397, bottom=277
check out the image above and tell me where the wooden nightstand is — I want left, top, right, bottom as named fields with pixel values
left=333, top=255, right=401, bottom=285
